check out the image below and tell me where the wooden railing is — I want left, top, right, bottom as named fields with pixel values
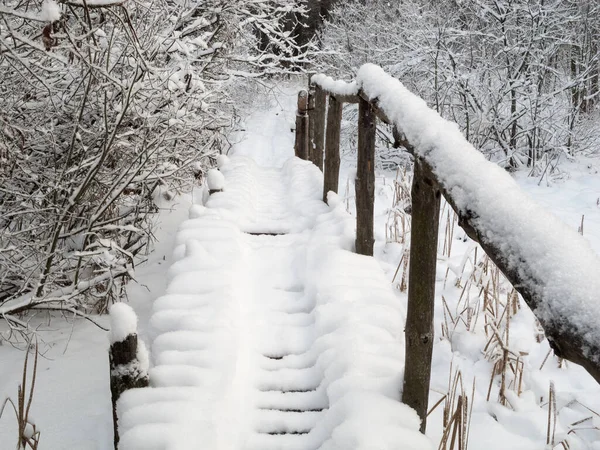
left=295, top=66, right=600, bottom=432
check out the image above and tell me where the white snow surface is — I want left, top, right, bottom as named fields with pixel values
left=110, top=302, right=139, bottom=344
left=352, top=63, right=600, bottom=360
left=117, top=153, right=432, bottom=449
left=207, top=168, right=225, bottom=191
left=216, top=154, right=231, bottom=169
left=205, top=156, right=329, bottom=234
left=40, top=0, right=60, bottom=22
left=310, top=74, right=358, bottom=97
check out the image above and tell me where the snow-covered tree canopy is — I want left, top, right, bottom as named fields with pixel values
left=316, top=0, right=600, bottom=170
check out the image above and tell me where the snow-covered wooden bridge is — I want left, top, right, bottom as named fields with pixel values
left=112, top=64, right=600, bottom=450
left=115, top=154, right=432, bottom=449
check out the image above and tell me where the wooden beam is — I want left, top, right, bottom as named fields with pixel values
left=312, top=86, right=327, bottom=170
left=330, top=93, right=359, bottom=104
left=294, top=90, right=309, bottom=160
left=358, top=91, right=391, bottom=124
left=402, top=159, right=441, bottom=433
left=307, top=88, right=316, bottom=163
left=323, top=94, right=342, bottom=203
left=355, top=96, right=376, bottom=256
left=110, top=332, right=149, bottom=449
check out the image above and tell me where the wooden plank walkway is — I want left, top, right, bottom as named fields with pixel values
left=116, top=155, right=432, bottom=450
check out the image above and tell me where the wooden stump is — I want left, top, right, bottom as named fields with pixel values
left=110, top=332, right=149, bottom=449
left=355, top=96, right=376, bottom=256
left=402, top=159, right=441, bottom=433
left=323, top=95, right=342, bottom=203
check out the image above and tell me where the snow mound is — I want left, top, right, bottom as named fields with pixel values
left=40, top=0, right=60, bottom=22
left=110, top=303, right=138, bottom=344
left=216, top=154, right=230, bottom=169
left=206, top=168, right=225, bottom=191
left=311, top=74, right=358, bottom=97
left=205, top=155, right=328, bottom=233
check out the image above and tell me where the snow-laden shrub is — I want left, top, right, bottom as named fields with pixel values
left=0, top=0, right=307, bottom=328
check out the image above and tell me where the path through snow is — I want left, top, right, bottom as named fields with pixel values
left=117, top=95, right=432, bottom=449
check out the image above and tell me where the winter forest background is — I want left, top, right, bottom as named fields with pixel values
left=2, top=0, right=599, bottom=333
left=2, top=0, right=600, bottom=448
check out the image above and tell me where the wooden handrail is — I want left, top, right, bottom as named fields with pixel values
left=297, top=65, right=600, bottom=433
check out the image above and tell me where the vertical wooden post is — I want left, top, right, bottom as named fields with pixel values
left=311, top=86, right=327, bottom=170
left=355, top=96, right=376, bottom=256
left=307, top=87, right=316, bottom=162
left=402, top=159, right=441, bottom=433
left=109, top=308, right=149, bottom=449
left=323, top=95, right=342, bottom=203
left=295, top=90, right=309, bottom=160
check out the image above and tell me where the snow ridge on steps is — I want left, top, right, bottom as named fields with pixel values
left=205, top=156, right=329, bottom=234
left=117, top=156, right=433, bottom=450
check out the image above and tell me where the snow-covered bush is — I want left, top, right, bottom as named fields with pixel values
left=0, top=0, right=308, bottom=328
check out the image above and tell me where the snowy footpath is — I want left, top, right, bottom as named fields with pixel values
left=117, top=113, right=432, bottom=448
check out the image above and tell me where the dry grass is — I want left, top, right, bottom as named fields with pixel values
left=540, top=386, right=600, bottom=449
left=441, top=239, right=526, bottom=408
left=0, top=340, right=41, bottom=449
left=428, top=365, right=474, bottom=450
left=388, top=167, right=412, bottom=293
left=388, top=177, right=596, bottom=449
left=386, top=166, right=412, bottom=244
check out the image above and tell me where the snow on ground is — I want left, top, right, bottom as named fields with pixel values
left=2, top=78, right=600, bottom=449
left=0, top=317, right=112, bottom=450
left=516, top=157, right=600, bottom=256
left=0, top=196, right=191, bottom=449
left=334, top=153, right=600, bottom=449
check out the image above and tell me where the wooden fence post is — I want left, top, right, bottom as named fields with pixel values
left=295, top=90, right=309, bottom=160
left=402, top=159, right=441, bottom=433
left=323, top=95, right=342, bottom=203
left=109, top=305, right=149, bottom=449
left=311, top=85, right=327, bottom=170
left=307, top=87, right=316, bottom=162
left=355, top=96, right=376, bottom=256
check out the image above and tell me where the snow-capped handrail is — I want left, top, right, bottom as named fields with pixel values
left=302, top=63, right=600, bottom=426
